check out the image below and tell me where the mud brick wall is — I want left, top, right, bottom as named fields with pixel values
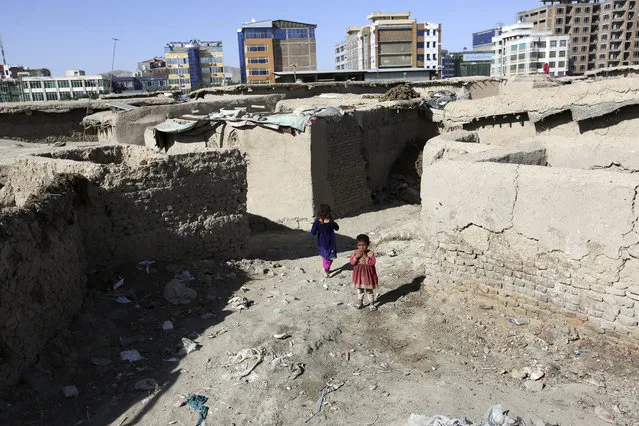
left=6, top=145, right=249, bottom=266
left=421, top=161, right=639, bottom=344
left=0, top=110, right=97, bottom=142
left=0, top=176, right=86, bottom=388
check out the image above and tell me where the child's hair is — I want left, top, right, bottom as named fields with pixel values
left=356, top=234, right=370, bottom=245
left=318, top=204, right=332, bottom=220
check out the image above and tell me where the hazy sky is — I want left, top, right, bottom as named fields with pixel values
left=3, top=0, right=538, bottom=75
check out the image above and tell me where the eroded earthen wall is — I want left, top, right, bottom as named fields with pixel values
left=0, top=176, right=86, bottom=387
left=421, top=161, right=639, bottom=344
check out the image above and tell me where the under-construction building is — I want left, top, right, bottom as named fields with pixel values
left=517, top=0, right=639, bottom=74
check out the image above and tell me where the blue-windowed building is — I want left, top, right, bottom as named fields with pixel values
left=472, top=27, right=502, bottom=51
left=112, top=76, right=169, bottom=94
left=237, top=20, right=317, bottom=84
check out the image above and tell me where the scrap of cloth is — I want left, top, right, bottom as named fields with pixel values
left=187, top=394, right=209, bottom=426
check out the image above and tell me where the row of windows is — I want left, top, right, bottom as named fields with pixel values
left=248, top=57, right=268, bottom=64
left=200, top=56, right=223, bottom=64
left=244, top=28, right=315, bottom=40
left=24, top=91, right=98, bottom=101
left=247, top=44, right=268, bottom=52
left=202, top=67, right=224, bottom=74
left=23, top=80, right=105, bottom=89
left=168, top=78, right=191, bottom=85
left=167, top=57, right=188, bottom=65
left=249, top=68, right=269, bottom=76
left=416, top=29, right=438, bottom=36
left=416, top=41, right=438, bottom=48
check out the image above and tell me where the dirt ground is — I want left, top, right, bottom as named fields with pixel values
left=2, top=205, right=638, bottom=426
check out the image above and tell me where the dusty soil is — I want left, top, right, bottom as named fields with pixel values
left=2, top=205, right=638, bottom=426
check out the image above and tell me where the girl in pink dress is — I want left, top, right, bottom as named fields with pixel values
left=349, top=234, right=378, bottom=310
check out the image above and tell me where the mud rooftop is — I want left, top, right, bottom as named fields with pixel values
left=1, top=73, right=639, bottom=425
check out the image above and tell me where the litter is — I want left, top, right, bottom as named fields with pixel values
left=594, top=406, right=614, bottom=424
left=507, top=318, right=530, bottom=326
left=116, top=296, right=132, bottom=304
left=228, top=345, right=274, bottom=379
left=407, top=405, right=524, bottom=426
left=228, top=296, right=253, bottom=310
left=174, top=269, right=195, bottom=281
left=186, top=394, right=209, bottom=426
left=136, top=260, right=156, bottom=274
left=288, top=363, right=306, bottom=380
left=208, top=327, right=229, bottom=339
left=120, top=350, right=142, bottom=362
left=113, top=277, right=125, bottom=290
left=164, top=279, right=197, bottom=305
left=305, top=381, right=344, bottom=422
left=63, top=385, right=79, bottom=398
left=134, top=378, right=159, bottom=391
left=274, top=333, right=291, bottom=340
left=180, top=337, right=201, bottom=355
left=162, top=320, right=174, bottom=331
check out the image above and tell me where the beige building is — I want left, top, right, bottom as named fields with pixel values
left=518, top=0, right=639, bottom=74
left=335, top=12, right=442, bottom=77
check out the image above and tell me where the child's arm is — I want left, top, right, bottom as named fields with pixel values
left=349, top=251, right=360, bottom=265
left=310, top=219, right=319, bottom=235
left=332, top=221, right=339, bottom=231
left=366, top=252, right=376, bottom=266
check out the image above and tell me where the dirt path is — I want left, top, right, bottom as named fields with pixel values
left=2, top=205, right=638, bottom=425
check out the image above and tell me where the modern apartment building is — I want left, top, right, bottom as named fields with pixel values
left=442, top=50, right=493, bottom=78
left=19, top=71, right=112, bottom=101
left=237, top=20, right=317, bottom=84
left=334, top=12, right=442, bottom=76
left=137, top=57, right=167, bottom=78
left=165, top=40, right=224, bottom=92
left=517, top=0, right=639, bottom=74
left=492, top=22, right=570, bottom=77
left=473, top=27, right=503, bottom=51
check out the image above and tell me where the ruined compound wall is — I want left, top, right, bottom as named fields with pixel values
left=421, top=160, right=639, bottom=343
left=231, top=126, right=314, bottom=228
left=6, top=146, right=249, bottom=265
left=0, top=176, right=86, bottom=388
left=0, top=109, right=97, bottom=142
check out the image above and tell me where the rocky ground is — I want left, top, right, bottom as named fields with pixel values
left=2, top=205, right=638, bottom=426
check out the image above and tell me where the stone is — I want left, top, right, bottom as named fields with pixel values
left=523, top=380, right=544, bottom=392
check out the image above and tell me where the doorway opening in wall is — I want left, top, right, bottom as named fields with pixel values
left=384, top=137, right=434, bottom=205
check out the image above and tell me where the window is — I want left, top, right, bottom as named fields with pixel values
left=287, top=28, right=308, bottom=39
left=586, top=7, right=590, bottom=13
left=511, top=45, right=517, bottom=52
left=519, top=43, right=526, bottom=49
left=580, top=55, right=586, bottom=61
left=59, top=92, right=71, bottom=100
left=574, top=27, right=580, bottom=33
left=71, top=80, right=83, bottom=87
left=249, top=68, right=268, bottom=76
left=417, top=30, right=424, bottom=36
left=556, top=18, right=563, bottom=25
left=576, top=7, right=581, bottom=13
left=580, top=65, right=586, bottom=71
left=57, top=80, right=70, bottom=88
left=22, top=81, right=29, bottom=89
left=572, top=46, right=579, bottom=52
left=557, top=7, right=564, bottom=14
left=32, top=92, right=44, bottom=101
left=538, top=51, right=546, bottom=58
left=600, top=54, right=606, bottom=59
left=427, top=54, right=432, bottom=60
left=44, top=80, right=55, bottom=88
left=46, top=92, right=57, bottom=101
left=601, top=43, right=608, bottom=49
left=433, top=30, right=437, bottom=35
left=581, top=46, right=588, bottom=52
left=426, top=42, right=430, bottom=48
left=30, top=80, right=42, bottom=89
left=575, top=17, right=581, bottom=24
left=584, top=17, right=590, bottom=23
left=602, top=34, right=608, bottom=40
left=550, top=51, right=557, bottom=58
left=558, top=61, right=566, bottom=67
left=561, top=40, right=567, bottom=47
left=550, top=40, right=557, bottom=48
left=433, top=42, right=437, bottom=48
left=248, top=57, right=268, bottom=64
left=417, top=42, right=424, bottom=49
left=518, top=53, right=525, bottom=60
left=73, top=91, right=84, bottom=97
left=549, top=61, right=556, bottom=68
left=560, top=50, right=566, bottom=57
left=510, top=54, right=517, bottom=61
left=247, top=44, right=267, bottom=52
left=85, top=80, right=96, bottom=87
left=535, top=41, right=547, bottom=48
left=583, top=27, right=589, bottom=33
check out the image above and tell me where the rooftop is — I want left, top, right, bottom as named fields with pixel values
left=367, top=11, right=411, bottom=21
left=241, top=19, right=317, bottom=29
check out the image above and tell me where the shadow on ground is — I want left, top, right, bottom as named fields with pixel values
left=376, top=275, right=424, bottom=307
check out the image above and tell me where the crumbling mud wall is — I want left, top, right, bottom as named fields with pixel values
left=0, top=176, right=87, bottom=388
left=4, top=145, right=249, bottom=265
left=0, top=109, right=96, bottom=142
left=421, top=138, right=639, bottom=345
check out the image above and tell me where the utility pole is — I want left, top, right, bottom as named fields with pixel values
left=0, top=35, right=7, bottom=67
left=111, top=37, right=119, bottom=72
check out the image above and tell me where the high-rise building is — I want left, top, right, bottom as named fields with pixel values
left=237, top=20, right=317, bottom=84
left=335, top=12, right=442, bottom=77
left=165, top=40, right=224, bottom=92
left=517, top=0, right=639, bottom=74
left=491, top=22, right=570, bottom=77
left=473, top=27, right=503, bottom=51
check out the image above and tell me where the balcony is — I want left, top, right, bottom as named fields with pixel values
left=612, top=14, right=625, bottom=22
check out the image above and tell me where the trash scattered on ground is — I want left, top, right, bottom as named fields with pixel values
left=164, top=279, right=197, bottom=305
left=425, top=90, right=458, bottom=110
left=134, top=378, right=159, bottom=391
left=229, top=345, right=274, bottom=379
left=208, top=327, right=229, bottom=339
left=594, top=406, right=614, bottom=424
left=116, top=296, right=132, bottom=304
left=274, top=333, right=291, bottom=340
left=305, top=381, right=345, bottom=422
left=186, top=394, right=209, bottom=426
left=91, top=357, right=112, bottom=366
left=288, top=362, right=306, bottom=380
left=379, top=85, right=420, bottom=102
left=174, top=269, right=195, bottom=282
left=113, top=276, right=125, bottom=290
left=162, top=320, right=174, bottom=331
left=63, top=385, right=79, bottom=398
left=136, top=260, right=156, bottom=274
left=180, top=337, right=201, bottom=355
left=120, top=350, right=142, bottom=362
left=228, top=296, right=253, bottom=310
left=507, top=318, right=530, bottom=326
left=407, top=404, right=537, bottom=426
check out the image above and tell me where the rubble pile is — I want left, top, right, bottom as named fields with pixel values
left=379, top=85, right=421, bottom=102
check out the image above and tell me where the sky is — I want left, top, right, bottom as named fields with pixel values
left=3, top=0, right=538, bottom=75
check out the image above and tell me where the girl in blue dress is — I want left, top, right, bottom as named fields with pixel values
left=310, top=204, right=339, bottom=278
